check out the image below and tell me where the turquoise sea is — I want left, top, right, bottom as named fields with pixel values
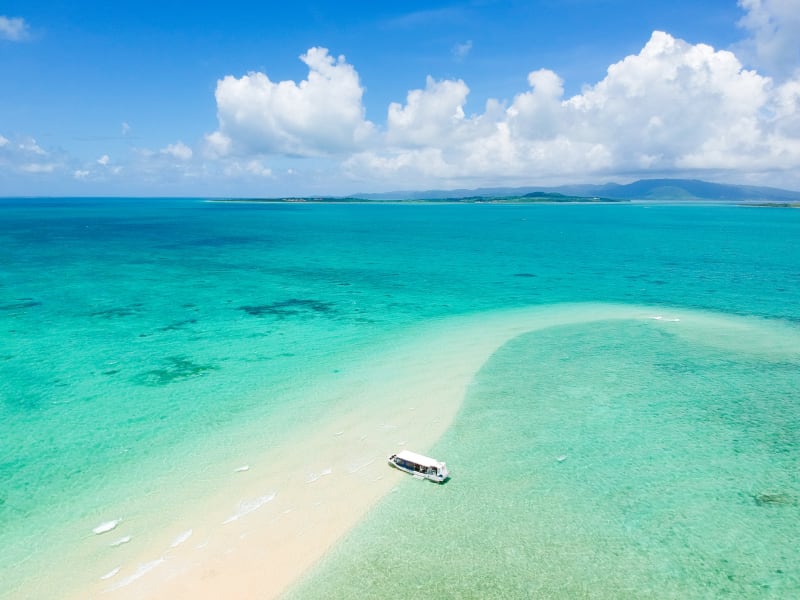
left=1, top=199, right=799, bottom=598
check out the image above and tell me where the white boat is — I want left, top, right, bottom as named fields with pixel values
left=388, top=450, right=449, bottom=483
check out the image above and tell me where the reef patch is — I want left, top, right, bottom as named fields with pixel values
left=157, top=318, right=198, bottom=332
left=133, top=356, right=219, bottom=386
left=239, top=298, right=335, bottom=318
left=0, top=299, right=41, bottom=311
left=90, top=306, right=142, bottom=319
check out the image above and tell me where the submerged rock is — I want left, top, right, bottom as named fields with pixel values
left=753, top=492, right=796, bottom=507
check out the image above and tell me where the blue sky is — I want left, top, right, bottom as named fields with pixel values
left=2, top=1, right=799, bottom=196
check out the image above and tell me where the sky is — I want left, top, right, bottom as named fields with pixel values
left=1, top=0, right=800, bottom=197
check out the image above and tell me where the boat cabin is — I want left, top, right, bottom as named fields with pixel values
left=388, top=450, right=449, bottom=483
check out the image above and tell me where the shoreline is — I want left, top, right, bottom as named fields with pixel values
left=61, top=303, right=692, bottom=599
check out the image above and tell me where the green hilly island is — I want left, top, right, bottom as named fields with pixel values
left=212, top=178, right=800, bottom=205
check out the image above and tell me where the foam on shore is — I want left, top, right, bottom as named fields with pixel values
left=64, top=303, right=794, bottom=600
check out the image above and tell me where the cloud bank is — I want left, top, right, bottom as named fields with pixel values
left=341, top=30, right=799, bottom=186
left=201, top=26, right=800, bottom=190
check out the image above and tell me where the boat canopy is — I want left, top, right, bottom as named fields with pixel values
left=395, top=450, right=443, bottom=469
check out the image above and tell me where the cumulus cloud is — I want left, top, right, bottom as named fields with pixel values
left=0, top=15, right=30, bottom=41
left=18, top=138, right=46, bottom=155
left=0, top=134, right=63, bottom=175
left=203, top=38, right=798, bottom=189
left=562, top=32, right=771, bottom=170
left=203, top=131, right=231, bottom=159
left=207, top=47, right=374, bottom=157
left=161, top=141, right=193, bottom=161
left=344, top=31, right=800, bottom=187
left=13, top=27, right=794, bottom=194
left=772, top=77, right=800, bottom=137
left=387, top=76, right=472, bottom=147
left=737, top=0, right=800, bottom=79
left=88, top=154, right=123, bottom=176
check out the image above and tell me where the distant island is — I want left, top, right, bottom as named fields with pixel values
left=210, top=178, right=800, bottom=205
left=209, top=191, right=622, bottom=204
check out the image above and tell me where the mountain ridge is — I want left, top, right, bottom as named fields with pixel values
left=350, top=178, right=800, bottom=202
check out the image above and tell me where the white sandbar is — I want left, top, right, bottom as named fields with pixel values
left=73, top=303, right=685, bottom=600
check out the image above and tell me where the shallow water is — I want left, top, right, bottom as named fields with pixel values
left=1, top=200, right=798, bottom=597
left=288, top=312, right=800, bottom=598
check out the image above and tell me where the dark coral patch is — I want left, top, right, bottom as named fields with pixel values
left=133, top=356, right=219, bottom=386
left=753, top=492, right=796, bottom=507
left=239, top=298, right=335, bottom=318
left=157, top=319, right=198, bottom=332
left=0, top=299, right=41, bottom=311
left=90, top=307, right=139, bottom=319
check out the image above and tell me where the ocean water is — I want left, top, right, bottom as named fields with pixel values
left=1, top=199, right=798, bottom=598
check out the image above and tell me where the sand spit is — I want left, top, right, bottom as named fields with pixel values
left=74, top=303, right=701, bottom=600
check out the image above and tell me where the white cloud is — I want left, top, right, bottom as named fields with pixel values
left=507, top=69, right=566, bottom=140
left=452, top=40, right=473, bottom=60
left=386, top=76, right=472, bottom=147
left=560, top=31, right=771, bottom=170
left=222, top=159, right=273, bottom=178
left=208, top=47, right=374, bottom=157
left=0, top=15, right=30, bottom=41
left=0, top=135, right=65, bottom=176
left=161, top=141, right=193, bottom=161
left=18, top=138, right=46, bottom=155
left=245, top=160, right=272, bottom=177
left=344, top=31, right=800, bottom=188
left=20, top=163, right=56, bottom=173
left=8, top=25, right=800, bottom=195
left=346, top=147, right=457, bottom=181
left=772, top=77, right=800, bottom=137
left=203, top=131, right=231, bottom=159
left=122, top=122, right=131, bottom=135
left=737, top=0, right=800, bottom=79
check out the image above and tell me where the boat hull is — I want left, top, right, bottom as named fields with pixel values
left=388, top=453, right=449, bottom=483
